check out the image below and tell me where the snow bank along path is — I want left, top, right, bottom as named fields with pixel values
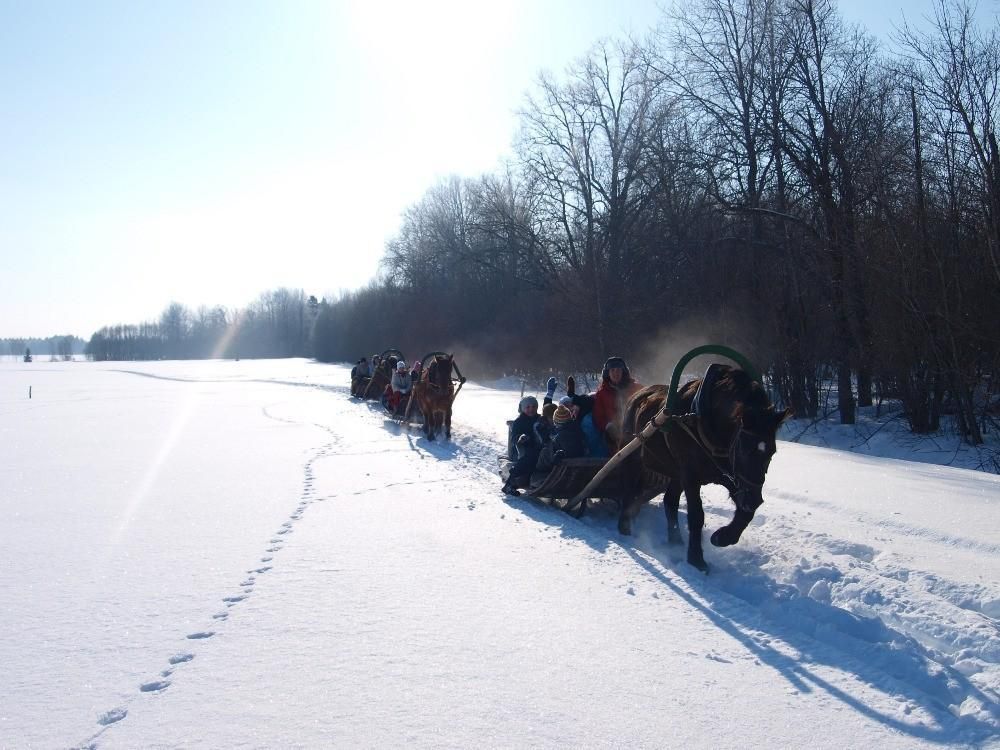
left=1, top=359, right=998, bottom=748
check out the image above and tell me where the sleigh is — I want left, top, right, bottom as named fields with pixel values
left=501, top=345, right=762, bottom=516
left=355, top=348, right=406, bottom=401
left=391, top=351, right=466, bottom=426
left=501, top=454, right=671, bottom=515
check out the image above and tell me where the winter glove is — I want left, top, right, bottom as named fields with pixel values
left=545, top=376, right=557, bottom=400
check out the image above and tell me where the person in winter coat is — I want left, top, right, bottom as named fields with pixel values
left=564, top=375, right=604, bottom=456
left=502, top=395, right=541, bottom=494
left=536, top=404, right=586, bottom=472
left=385, top=360, right=412, bottom=413
left=351, top=357, right=373, bottom=397
left=563, top=376, right=595, bottom=418
left=592, top=356, right=641, bottom=449
left=350, top=357, right=367, bottom=381
left=535, top=400, right=557, bottom=446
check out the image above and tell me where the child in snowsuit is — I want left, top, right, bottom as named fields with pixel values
left=535, top=404, right=586, bottom=472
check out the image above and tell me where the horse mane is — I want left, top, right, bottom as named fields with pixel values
left=679, top=366, right=777, bottom=439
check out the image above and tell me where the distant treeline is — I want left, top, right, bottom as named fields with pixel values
left=311, top=0, right=1000, bottom=446
left=3, top=336, right=85, bottom=358
left=86, top=289, right=316, bottom=361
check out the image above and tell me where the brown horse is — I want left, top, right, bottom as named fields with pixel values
left=359, top=357, right=397, bottom=401
left=413, top=354, right=455, bottom=441
left=619, top=366, right=790, bottom=572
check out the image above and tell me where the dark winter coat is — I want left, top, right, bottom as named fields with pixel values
left=570, top=393, right=596, bottom=419
left=534, top=417, right=552, bottom=447
left=536, top=419, right=586, bottom=472
left=507, top=412, right=540, bottom=462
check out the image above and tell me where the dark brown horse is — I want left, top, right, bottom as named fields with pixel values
left=413, top=354, right=455, bottom=441
left=619, top=366, right=790, bottom=572
left=359, top=356, right=397, bottom=401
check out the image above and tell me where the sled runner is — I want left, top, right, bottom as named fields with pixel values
left=499, top=454, right=670, bottom=515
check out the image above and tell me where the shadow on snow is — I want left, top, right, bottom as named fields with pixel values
left=508, top=496, right=996, bottom=745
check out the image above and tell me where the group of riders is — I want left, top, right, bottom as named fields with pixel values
left=502, top=356, right=640, bottom=496
left=350, top=352, right=642, bottom=493
left=350, top=353, right=424, bottom=414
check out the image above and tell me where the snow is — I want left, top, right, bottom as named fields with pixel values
left=1, top=358, right=998, bottom=749
left=779, top=403, right=1000, bottom=474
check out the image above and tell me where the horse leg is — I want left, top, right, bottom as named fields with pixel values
left=711, top=508, right=756, bottom=548
left=617, top=450, right=646, bottom=535
left=683, top=479, right=708, bottom=572
left=422, top=406, right=433, bottom=439
left=663, top=480, right=683, bottom=546
left=617, top=496, right=642, bottom=535
left=445, top=406, right=451, bottom=440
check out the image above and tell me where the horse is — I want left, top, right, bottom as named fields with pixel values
left=361, top=356, right=396, bottom=401
left=618, top=365, right=790, bottom=572
left=413, top=354, right=455, bottom=441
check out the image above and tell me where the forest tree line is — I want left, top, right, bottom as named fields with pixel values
left=2, top=336, right=85, bottom=359
left=313, top=0, right=1000, bottom=444
left=85, top=290, right=317, bottom=361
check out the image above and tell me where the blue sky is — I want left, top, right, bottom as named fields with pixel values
left=1, top=0, right=995, bottom=338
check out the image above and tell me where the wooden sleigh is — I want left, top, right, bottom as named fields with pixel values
left=499, top=437, right=670, bottom=516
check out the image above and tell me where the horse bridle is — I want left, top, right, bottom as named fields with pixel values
left=674, top=418, right=765, bottom=511
left=423, top=356, right=465, bottom=391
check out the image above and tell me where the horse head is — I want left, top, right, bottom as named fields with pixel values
left=425, top=354, right=453, bottom=387
left=692, top=366, right=790, bottom=515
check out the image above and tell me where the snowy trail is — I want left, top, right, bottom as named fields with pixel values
left=2, top=360, right=998, bottom=748
left=96, top=386, right=963, bottom=748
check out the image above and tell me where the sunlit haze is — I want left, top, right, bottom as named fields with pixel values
left=1, top=0, right=989, bottom=338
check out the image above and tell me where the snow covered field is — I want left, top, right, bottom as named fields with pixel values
left=1, top=358, right=998, bottom=749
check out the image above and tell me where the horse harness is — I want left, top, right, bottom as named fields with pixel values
left=649, top=363, right=767, bottom=497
